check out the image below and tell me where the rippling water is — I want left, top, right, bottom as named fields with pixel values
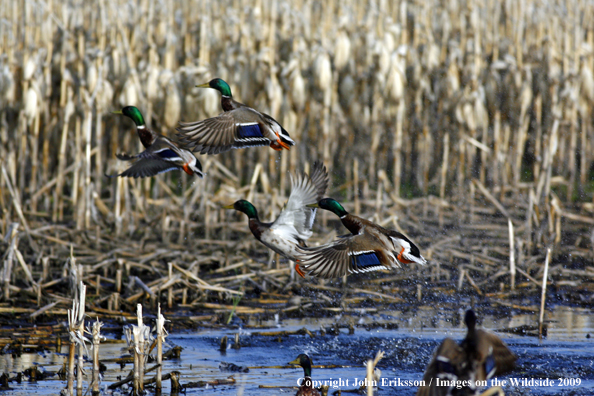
left=1, top=306, right=592, bottom=395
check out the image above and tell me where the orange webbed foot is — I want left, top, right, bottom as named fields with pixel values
left=278, top=140, right=291, bottom=150
left=274, top=133, right=291, bottom=150
left=295, top=262, right=306, bottom=278
left=269, top=141, right=283, bottom=151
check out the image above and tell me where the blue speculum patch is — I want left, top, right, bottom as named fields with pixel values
left=352, top=251, right=381, bottom=268
left=237, top=124, right=264, bottom=139
left=158, top=149, right=179, bottom=159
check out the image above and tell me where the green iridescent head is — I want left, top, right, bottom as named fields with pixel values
left=316, top=198, right=348, bottom=217
left=115, top=106, right=146, bottom=127
left=289, top=353, right=313, bottom=378
left=223, top=199, right=258, bottom=219
left=197, top=78, right=233, bottom=97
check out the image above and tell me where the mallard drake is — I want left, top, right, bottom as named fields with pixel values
left=176, top=78, right=295, bottom=154
left=416, top=310, right=517, bottom=396
left=289, top=354, right=321, bottom=396
left=109, top=106, right=203, bottom=178
left=223, top=162, right=328, bottom=277
left=295, top=198, right=426, bottom=278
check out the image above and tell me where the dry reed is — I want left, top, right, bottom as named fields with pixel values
left=0, top=0, right=592, bottom=325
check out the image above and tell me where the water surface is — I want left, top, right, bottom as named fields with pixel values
left=1, top=306, right=592, bottom=395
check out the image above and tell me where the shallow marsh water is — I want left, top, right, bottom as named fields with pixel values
left=1, top=306, right=593, bottom=395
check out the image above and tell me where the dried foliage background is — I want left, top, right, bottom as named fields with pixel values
left=1, top=0, right=594, bottom=318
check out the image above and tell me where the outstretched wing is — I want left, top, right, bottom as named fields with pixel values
left=107, top=158, right=179, bottom=178
left=176, top=109, right=273, bottom=154
left=108, top=141, right=182, bottom=178
left=475, top=330, right=517, bottom=378
left=296, top=233, right=394, bottom=279
left=272, top=162, right=329, bottom=240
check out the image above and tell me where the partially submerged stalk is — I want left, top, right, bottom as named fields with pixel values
left=66, top=281, right=88, bottom=396
left=124, top=304, right=152, bottom=395
left=91, top=318, right=105, bottom=395
left=539, top=248, right=551, bottom=340
left=76, top=283, right=86, bottom=393
left=155, top=303, right=169, bottom=392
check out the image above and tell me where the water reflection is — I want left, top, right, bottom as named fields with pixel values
left=240, top=305, right=593, bottom=341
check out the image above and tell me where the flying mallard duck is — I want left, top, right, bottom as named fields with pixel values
left=295, top=198, right=426, bottom=278
left=416, top=310, right=517, bottom=396
left=289, top=354, right=321, bottom=396
left=108, top=106, right=203, bottom=178
left=223, top=162, right=328, bottom=277
left=176, top=78, right=295, bottom=154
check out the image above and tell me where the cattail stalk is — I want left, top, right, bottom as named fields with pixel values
left=533, top=95, right=543, bottom=183
left=353, top=158, right=360, bottom=216
left=76, top=282, right=86, bottom=392
left=366, top=357, right=374, bottom=396
left=492, top=110, right=501, bottom=186
left=54, top=96, right=74, bottom=222
left=83, top=94, right=93, bottom=230
left=66, top=281, right=87, bottom=395
left=115, top=175, right=123, bottom=236
left=167, top=262, right=173, bottom=308
left=155, top=303, right=168, bottom=392
left=393, top=101, right=405, bottom=197
left=136, top=304, right=145, bottom=393
left=72, top=116, right=81, bottom=212
left=127, top=304, right=152, bottom=394
left=2, top=166, right=34, bottom=248
left=67, top=328, right=75, bottom=395
left=29, top=110, right=40, bottom=212
left=439, top=133, right=450, bottom=227
left=567, top=105, right=577, bottom=200
left=91, top=318, right=104, bottom=395
left=508, top=219, right=515, bottom=291
left=2, top=223, right=18, bottom=300
left=539, top=248, right=551, bottom=339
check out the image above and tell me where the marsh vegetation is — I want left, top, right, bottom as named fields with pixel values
left=0, top=0, right=593, bottom=393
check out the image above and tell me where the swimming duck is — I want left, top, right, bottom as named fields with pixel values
left=176, top=78, right=295, bottom=154
left=223, top=162, right=328, bottom=277
left=295, top=198, right=426, bottom=278
left=109, top=106, right=203, bottom=178
left=416, top=310, right=517, bottom=396
left=289, top=354, right=321, bottom=396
